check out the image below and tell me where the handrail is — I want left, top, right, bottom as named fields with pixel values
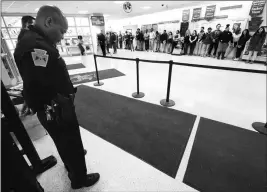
left=94, top=54, right=267, bottom=74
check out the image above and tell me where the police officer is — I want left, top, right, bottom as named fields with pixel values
left=97, top=30, right=106, bottom=56
left=13, top=5, right=100, bottom=189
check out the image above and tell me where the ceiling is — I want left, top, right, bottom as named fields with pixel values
left=1, top=1, right=206, bottom=20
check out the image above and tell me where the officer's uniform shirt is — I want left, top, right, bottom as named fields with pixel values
left=97, top=33, right=105, bottom=44
left=14, top=25, right=75, bottom=112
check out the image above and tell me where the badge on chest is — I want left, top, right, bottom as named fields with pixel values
left=31, top=49, right=49, bottom=67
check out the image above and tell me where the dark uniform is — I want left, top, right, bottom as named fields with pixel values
left=97, top=33, right=106, bottom=56
left=13, top=25, right=88, bottom=186
left=217, top=30, right=233, bottom=59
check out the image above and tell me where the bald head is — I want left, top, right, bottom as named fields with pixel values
left=35, top=5, right=68, bottom=44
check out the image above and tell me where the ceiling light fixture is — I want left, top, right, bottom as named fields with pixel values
left=114, top=1, right=125, bottom=4
left=141, top=6, right=151, bottom=9
left=78, top=10, right=89, bottom=14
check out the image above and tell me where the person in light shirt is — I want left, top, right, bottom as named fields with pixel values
left=149, top=28, right=156, bottom=52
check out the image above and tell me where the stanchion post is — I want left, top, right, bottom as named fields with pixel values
left=132, top=58, right=145, bottom=98
left=160, top=60, right=175, bottom=107
left=93, top=54, right=104, bottom=86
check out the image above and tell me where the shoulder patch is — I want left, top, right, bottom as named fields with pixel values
left=31, top=49, right=49, bottom=67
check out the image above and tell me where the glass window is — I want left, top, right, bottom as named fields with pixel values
left=6, top=39, right=14, bottom=49
left=76, top=27, right=90, bottom=36
left=12, top=39, right=18, bottom=46
left=4, top=17, right=21, bottom=27
left=82, top=36, right=92, bottom=44
left=75, top=17, right=89, bottom=26
left=65, top=27, right=77, bottom=37
left=1, top=28, right=10, bottom=39
left=8, top=28, right=21, bottom=39
left=66, top=17, right=75, bottom=26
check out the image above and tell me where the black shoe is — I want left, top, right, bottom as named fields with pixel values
left=71, top=173, right=100, bottom=189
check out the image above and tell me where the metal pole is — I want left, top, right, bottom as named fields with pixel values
left=132, top=58, right=144, bottom=98
left=160, top=60, right=175, bottom=107
left=93, top=54, right=104, bottom=86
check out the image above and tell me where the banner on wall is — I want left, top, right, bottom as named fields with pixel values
left=91, top=16, right=105, bottom=26
left=182, top=9, right=190, bottom=22
left=249, top=0, right=266, bottom=17
left=192, top=8, right=202, bottom=21
left=205, top=5, right=216, bottom=20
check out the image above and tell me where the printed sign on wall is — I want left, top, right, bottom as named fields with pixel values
left=205, top=5, right=216, bottom=20
left=249, top=0, right=266, bottom=17
left=91, top=16, right=105, bottom=26
left=182, top=9, right=190, bottom=22
left=192, top=8, right=202, bottom=21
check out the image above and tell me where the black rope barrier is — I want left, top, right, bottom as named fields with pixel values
left=160, top=60, right=175, bottom=107
left=93, top=54, right=104, bottom=86
left=132, top=58, right=145, bottom=98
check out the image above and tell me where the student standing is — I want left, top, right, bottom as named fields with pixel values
left=154, top=31, right=161, bottom=52
left=144, top=29, right=150, bottom=51
left=225, top=25, right=242, bottom=59
left=217, top=24, right=233, bottom=60
left=183, top=29, right=191, bottom=55
left=118, top=32, right=123, bottom=49
left=149, top=28, right=156, bottom=52
left=201, top=27, right=213, bottom=57
left=171, top=30, right=180, bottom=54
left=195, top=27, right=206, bottom=56
left=208, top=24, right=222, bottom=57
left=167, top=32, right=173, bottom=54
left=160, top=30, right=168, bottom=53
left=234, top=29, right=251, bottom=61
left=246, top=26, right=266, bottom=64
left=189, top=30, right=198, bottom=55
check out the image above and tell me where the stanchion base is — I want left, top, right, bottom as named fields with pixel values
left=94, top=82, right=104, bottom=86
left=160, top=99, right=175, bottom=107
left=31, top=155, right=57, bottom=175
left=252, top=122, right=267, bottom=135
left=132, top=92, right=145, bottom=98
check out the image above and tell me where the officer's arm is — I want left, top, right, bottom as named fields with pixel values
left=19, top=50, right=57, bottom=103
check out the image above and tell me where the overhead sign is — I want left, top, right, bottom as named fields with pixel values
left=192, top=8, right=202, bottom=21
left=123, top=2, right=132, bottom=13
left=249, top=0, right=266, bottom=17
left=91, top=16, right=105, bottom=26
left=205, top=5, right=216, bottom=20
left=182, top=9, right=190, bottom=22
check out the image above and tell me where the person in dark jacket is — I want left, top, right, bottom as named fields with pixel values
left=183, top=29, right=191, bottom=55
left=118, top=32, right=123, bottom=49
left=160, top=30, right=168, bottom=53
left=201, top=27, right=212, bottom=57
left=17, top=16, right=35, bottom=42
left=234, top=29, right=251, bottom=61
left=195, top=27, right=206, bottom=56
left=246, top=26, right=266, bottom=64
left=217, top=24, right=233, bottom=60
left=77, top=35, right=85, bottom=55
left=97, top=30, right=106, bottom=56
left=135, top=29, right=140, bottom=50
left=110, top=32, right=117, bottom=54
left=105, top=32, right=110, bottom=53
left=208, top=23, right=222, bottom=57
left=13, top=5, right=100, bottom=189
left=189, top=30, right=198, bottom=55
left=171, top=30, right=180, bottom=54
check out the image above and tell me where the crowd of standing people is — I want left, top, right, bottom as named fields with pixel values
left=98, top=24, right=266, bottom=64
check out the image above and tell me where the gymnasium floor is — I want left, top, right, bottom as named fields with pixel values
left=33, top=49, right=266, bottom=192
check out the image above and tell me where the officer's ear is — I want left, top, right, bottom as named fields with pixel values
left=45, top=17, right=53, bottom=28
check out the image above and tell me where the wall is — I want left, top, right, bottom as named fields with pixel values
left=106, top=1, right=254, bottom=33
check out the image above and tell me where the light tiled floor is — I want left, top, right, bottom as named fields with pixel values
left=34, top=49, right=266, bottom=191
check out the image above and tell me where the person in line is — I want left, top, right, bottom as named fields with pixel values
left=14, top=5, right=100, bottom=189
left=139, top=30, right=144, bottom=51
left=160, top=30, right=168, bottom=53
left=167, top=31, right=173, bottom=54
left=189, top=30, right=198, bottom=56
left=144, top=29, right=150, bottom=52
left=225, top=24, right=242, bottom=59
left=97, top=30, right=106, bottom=56
left=201, top=27, right=213, bottom=57
left=208, top=23, right=222, bottom=58
left=124, top=31, right=130, bottom=50
left=171, top=30, right=180, bottom=54
left=195, top=27, right=205, bottom=56
left=135, top=28, right=141, bottom=50
left=129, top=32, right=135, bottom=52
left=217, top=24, right=233, bottom=60
left=105, top=32, right=110, bottom=53
left=149, top=28, right=156, bottom=52
left=77, top=35, right=85, bottom=56
left=110, top=32, right=117, bottom=54
left=234, top=29, right=250, bottom=61
left=183, top=29, right=191, bottom=55
left=154, top=31, right=161, bottom=52
left=17, top=15, right=36, bottom=117
left=118, top=31, right=123, bottom=49
left=246, top=26, right=266, bottom=64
